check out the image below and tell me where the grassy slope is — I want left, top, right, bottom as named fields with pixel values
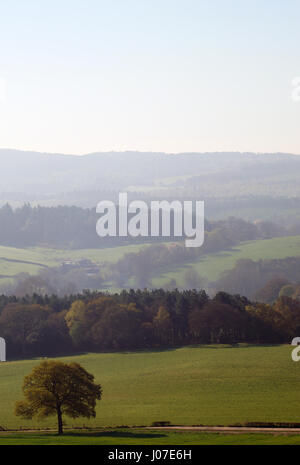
left=0, top=243, right=150, bottom=280
left=0, top=235, right=300, bottom=288
left=152, top=235, right=300, bottom=286
left=0, top=345, right=299, bottom=431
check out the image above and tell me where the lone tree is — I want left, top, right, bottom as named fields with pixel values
left=15, top=360, right=102, bottom=435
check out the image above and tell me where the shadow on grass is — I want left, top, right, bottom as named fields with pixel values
left=59, top=431, right=167, bottom=439
left=7, top=342, right=284, bottom=362
left=187, top=343, right=282, bottom=349
left=7, top=351, right=89, bottom=362
left=115, top=343, right=283, bottom=355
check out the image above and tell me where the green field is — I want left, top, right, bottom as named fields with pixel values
left=152, top=235, right=300, bottom=286
left=1, top=429, right=300, bottom=445
left=0, top=243, right=151, bottom=283
left=1, top=235, right=300, bottom=290
left=0, top=345, right=299, bottom=433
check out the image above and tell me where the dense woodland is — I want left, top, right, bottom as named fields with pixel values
left=0, top=203, right=295, bottom=249
left=1, top=289, right=300, bottom=358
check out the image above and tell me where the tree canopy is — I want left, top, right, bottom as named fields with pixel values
left=15, top=360, right=102, bottom=434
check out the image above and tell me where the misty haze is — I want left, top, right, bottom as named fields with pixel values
left=1, top=0, right=300, bottom=448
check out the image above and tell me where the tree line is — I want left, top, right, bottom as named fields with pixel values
left=0, top=289, right=299, bottom=358
left=0, top=203, right=294, bottom=249
left=216, top=256, right=300, bottom=299
left=0, top=212, right=294, bottom=296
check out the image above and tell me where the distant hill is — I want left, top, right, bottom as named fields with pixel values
left=0, top=150, right=300, bottom=205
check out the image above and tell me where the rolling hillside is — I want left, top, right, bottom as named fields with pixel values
left=0, top=345, right=297, bottom=430
left=151, top=235, right=300, bottom=287
left=0, top=235, right=300, bottom=290
left=0, top=243, right=150, bottom=283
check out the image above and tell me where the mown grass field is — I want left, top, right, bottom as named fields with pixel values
left=1, top=429, right=300, bottom=445
left=0, top=345, right=299, bottom=433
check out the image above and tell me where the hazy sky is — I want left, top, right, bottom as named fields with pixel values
left=0, top=0, right=300, bottom=155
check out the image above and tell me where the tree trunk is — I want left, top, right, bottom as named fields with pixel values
left=57, top=406, right=63, bottom=435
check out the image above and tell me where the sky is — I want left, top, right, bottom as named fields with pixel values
left=0, top=0, right=300, bottom=155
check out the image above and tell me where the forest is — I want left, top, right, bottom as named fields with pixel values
left=0, top=202, right=296, bottom=249
left=1, top=289, right=299, bottom=358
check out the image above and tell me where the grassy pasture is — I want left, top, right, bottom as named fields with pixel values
left=1, top=429, right=300, bottom=445
left=0, top=235, right=300, bottom=289
left=152, top=234, right=300, bottom=286
left=0, top=345, right=299, bottom=432
left=0, top=243, right=150, bottom=284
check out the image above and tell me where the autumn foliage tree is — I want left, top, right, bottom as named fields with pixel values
left=15, top=360, right=102, bottom=434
